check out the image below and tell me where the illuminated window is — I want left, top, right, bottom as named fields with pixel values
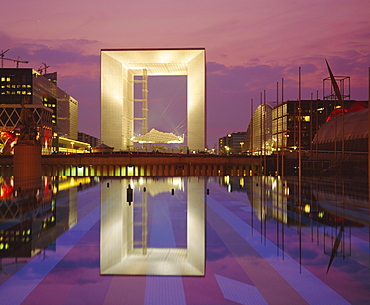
left=27, top=92, right=31, bottom=95
left=1, top=85, right=4, bottom=88
left=22, top=84, right=26, bottom=88
left=0, top=77, right=5, bottom=81
left=16, top=91, right=21, bottom=94
left=11, top=85, right=16, bottom=88
left=6, top=77, right=10, bottom=81
left=27, top=85, right=31, bottom=88
left=22, top=91, right=26, bottom=95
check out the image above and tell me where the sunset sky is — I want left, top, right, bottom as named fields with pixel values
left=2, top=0, right=369, bottom=149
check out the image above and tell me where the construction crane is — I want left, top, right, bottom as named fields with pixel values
left=1, top=49, right=10, bottom=68
left=38, top=62, right=50, bottom=75
left=5, top=56, right=29, bottom=68
left=0, top=49, right=29, bottom=68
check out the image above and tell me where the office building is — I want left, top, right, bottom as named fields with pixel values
left=219, top=131, right=246, bottom=154
left=243, top=99, right=368, bottom=155
left=0, top=68, right=78, bottom=153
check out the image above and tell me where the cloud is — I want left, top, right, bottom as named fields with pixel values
left=2, top=29, right=369, bottom=144
left=10, top=43, right=99, bottom=67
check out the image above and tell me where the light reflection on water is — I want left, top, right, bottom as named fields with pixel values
left=100, top=177, right=205, bottom=276
left=0, top=175, right=368, bottom=304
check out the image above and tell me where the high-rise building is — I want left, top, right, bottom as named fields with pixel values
left=0, top=68, right=78, bottom=153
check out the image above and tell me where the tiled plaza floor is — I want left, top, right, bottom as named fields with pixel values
left=0, top=176, right=368, bottom=304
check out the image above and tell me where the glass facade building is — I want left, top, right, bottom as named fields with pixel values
left=243, top=99, right=368, bottom=155
left=0, top=68, right=78, bottom=140
left=244, top=103, right=273, bottom=155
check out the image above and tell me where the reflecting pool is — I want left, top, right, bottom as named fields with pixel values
left=0, top=176, right=368, bottom=304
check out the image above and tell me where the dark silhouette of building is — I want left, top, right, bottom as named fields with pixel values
left=219, top=132, right=246, bottom=154
left=78, top=132, right=100, bottom=148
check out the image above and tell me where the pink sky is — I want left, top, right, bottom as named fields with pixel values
left=1, top=0, right=369, bottom=148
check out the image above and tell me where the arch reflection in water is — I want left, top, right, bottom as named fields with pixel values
left=100, top=177, right=205, bottom=276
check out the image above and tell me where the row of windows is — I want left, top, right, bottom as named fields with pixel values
left=44, top=103, right=56, bottom=108
left=1, top=84, right=31, bottom=88
left=1, top=74, right=30, bottom=82
left=0, top=237, right=31, bottom=243
left=0, top=229, right=31, bottom=236
left=1, top=91, right=32, bottom=95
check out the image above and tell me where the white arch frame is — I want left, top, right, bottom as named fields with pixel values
left=101, top=48, right=206, bottom=151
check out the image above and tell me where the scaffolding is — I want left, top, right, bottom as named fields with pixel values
left=134, top=69, right=148, bottom=148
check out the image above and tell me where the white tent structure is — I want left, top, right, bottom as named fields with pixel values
left=132, top=128, right=183, bottom=144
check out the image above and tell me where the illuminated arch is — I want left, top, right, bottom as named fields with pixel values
left=101, top=48, right=206, bottom=151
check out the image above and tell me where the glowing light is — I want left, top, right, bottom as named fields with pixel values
left=304, top=204, right=311, bottom=213
left=101, top=49, right=205, bottom=151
